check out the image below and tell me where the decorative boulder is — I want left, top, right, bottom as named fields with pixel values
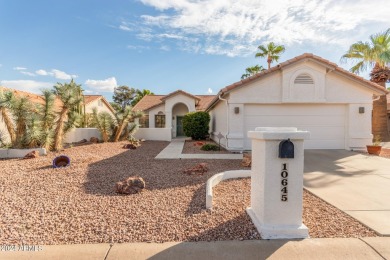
left=123, top=144, right=137, bottom=149
left=24, top=150, right=40, bottom=159
left=90, top=137, right=99, bottom=143
left=241, top=153, right=251, bottom=167
left=183, top=163, right=208, bottom=175
left=53, top=155, right=71, bottom=168
left=116, top=176, right=145, bottom=195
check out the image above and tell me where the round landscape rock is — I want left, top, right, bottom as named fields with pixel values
left=24, top=150, right=40, bottom=159
left=116, top=176, right=145, bottom=194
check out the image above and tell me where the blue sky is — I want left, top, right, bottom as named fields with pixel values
left=0, top=0, right=389, bottom=101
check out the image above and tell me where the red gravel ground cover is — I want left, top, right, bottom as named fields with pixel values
left=0, top=141, right=376, bottom=245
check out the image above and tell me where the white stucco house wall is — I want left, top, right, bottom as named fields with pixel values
left=206, top=53, right=388, bottom=151
left=132, top=90, right=215, bottom=141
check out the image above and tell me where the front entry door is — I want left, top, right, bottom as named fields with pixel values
left=176, top=116, right=185, bottom=136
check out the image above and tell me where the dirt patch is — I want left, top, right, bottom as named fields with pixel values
left=0, top=142, right=376, bottom=245
left=182, top=140, right=232, bottom=154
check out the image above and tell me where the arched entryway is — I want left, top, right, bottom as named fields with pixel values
left=172, top=103, right=189, bottom=137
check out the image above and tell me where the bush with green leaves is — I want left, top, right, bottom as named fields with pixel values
left=201, top=143, right=219, bottom=151
left=182, top=111, right=210, bottom=140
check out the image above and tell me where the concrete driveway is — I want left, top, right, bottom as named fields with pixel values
left=304, top=150, right=390, bottom=236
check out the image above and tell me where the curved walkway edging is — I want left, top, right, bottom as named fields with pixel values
left=206, top=170, right=251, bottom=209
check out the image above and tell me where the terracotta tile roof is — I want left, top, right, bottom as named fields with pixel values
left=206, top=53, right=389, bottom=110
left=160, top=90, right=200, bottom=101
left=132, top=94, right=216, bottom=112
left=132, top=95, right=165, bottom=111
left=0, top=87, right=115, bottom=114
left=0, top=86, right=63, bottom=109
left=195, top=95, right=216, bottom=111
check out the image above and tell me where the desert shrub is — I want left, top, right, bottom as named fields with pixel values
left=201, top=143, right=219, bottom=151
left=182, top=111, right=210, bottom=140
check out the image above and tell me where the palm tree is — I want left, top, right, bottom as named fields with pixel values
left=0, top=90, right=16, bottom=144
left=131, top=89, right=154, bottom=106
left=255, top=42, right=286, bottom=69
left=341, top=28, right=390, bottom=140
left=52, top=80, right=83, bottom=151
left=241, top=65, right=266, bottom=79
left=341, top=28, right=390, bottom=84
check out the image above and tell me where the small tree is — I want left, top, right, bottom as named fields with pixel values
left=91, top=108, right=114, bottom=142
left=113, top=86, right=136, bottom=110
left=182, top=111, right=210, bottom=140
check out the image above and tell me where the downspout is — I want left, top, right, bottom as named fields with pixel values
left=218, top=94, right=241, bottom=151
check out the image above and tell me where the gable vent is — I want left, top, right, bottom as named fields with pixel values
left=294, top=74, right=314, bottom=84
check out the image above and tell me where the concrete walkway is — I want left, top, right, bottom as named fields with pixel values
left=2, top=238, right=389, bottom=259
left=155, top=138, right=243, bottom=160
left=304, top=149, right=390, bottom=236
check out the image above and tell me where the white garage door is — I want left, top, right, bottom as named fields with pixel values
left=244, top=104, right=346, bottom=149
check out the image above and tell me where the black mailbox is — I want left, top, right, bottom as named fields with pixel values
left=279, top=139, right=294, bottom=158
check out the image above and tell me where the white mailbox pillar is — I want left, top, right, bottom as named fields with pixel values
left=246, top=127, right=310, bottom=239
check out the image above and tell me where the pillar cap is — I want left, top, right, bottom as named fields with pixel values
left=248, top=127, right=310, bottom=140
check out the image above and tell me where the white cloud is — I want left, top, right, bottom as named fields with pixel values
left=20, top=71, right=36, bottom=77
left=0, top=80, right=53, bottom=93
left=51, top=69, right=78, bottom=80
left=207, top=88, right=213, bottom=94
left=35, top=69, right=49, bottom=76
left=138, top=0, right=390, bottom=57
left=160, top=45, right=170, bottom=51
left=84, top=77, right=118, bottom=92
left=34, top=69, right=77, bottom=80
left=13, top=66, right=27, bottom=70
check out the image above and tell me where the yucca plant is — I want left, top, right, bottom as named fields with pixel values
left=113, top=108, right=143, bottom=142
left=0, top=90, right=16, bottom=144
left=91, top=108, right=114, bottom=142
left=38, top=90, right=56, bottom=150
left=12, top=96, right=32, bottom=148
left=25, top=112, right=43, bottom=148
left=52, top=80, right=83, bottom=151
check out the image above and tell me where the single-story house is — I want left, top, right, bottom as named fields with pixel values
left=0, top=87, right=115, bottom=143
left=134, top=53, right=388, bottom=151
left=132, top=90, right=215, bottom=141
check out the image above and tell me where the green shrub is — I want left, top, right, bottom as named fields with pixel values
left=201, top=143, right=219, bottom=151
left=182, top=111, right=210, bottom=140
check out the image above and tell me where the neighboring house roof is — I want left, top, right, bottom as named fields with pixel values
left=0, top=86, right=115, bottom=114
left=0, top=86, right=63, bottom=109
left=83, top=95, right=116, bottom=114
left=132, top=92, right=215, bottom=112
left=206, top=53, right=389, bottom=111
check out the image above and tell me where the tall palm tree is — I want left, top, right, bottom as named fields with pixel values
left=131, top=89, right=154, bottom=106
left=241, top=65, right=266, bottom=79
left=342, top=28, right=390, bottom=140
left=0, top=90, right=16, bottom=144
left=341, top=28, right=390, bottom=84
left=52, top=80, right=83, bottom=151
left=255, top=42, right=286, bottom=69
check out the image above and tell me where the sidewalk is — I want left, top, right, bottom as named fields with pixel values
left=155, top=139, right=243, bottom=160
left=2, top=238, right=389, bottom=260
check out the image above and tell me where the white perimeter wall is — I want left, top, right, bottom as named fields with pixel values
left=134, top=128, right=172, bottom=141
left=64, top=128, right=101, bottom=143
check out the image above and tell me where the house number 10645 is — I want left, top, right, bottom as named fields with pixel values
left=281, top=163, right=288, bottom=201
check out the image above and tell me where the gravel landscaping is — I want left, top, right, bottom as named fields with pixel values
left=182, top=140, right=232, bottom=154
left=0, top=141, right=376, bottom=245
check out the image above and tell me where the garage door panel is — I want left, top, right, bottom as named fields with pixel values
left=244, top=104, right=346, bottom=149
left=245, top=105, right=346, bottom=116
left=245, top=115, right=345, bottom=126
